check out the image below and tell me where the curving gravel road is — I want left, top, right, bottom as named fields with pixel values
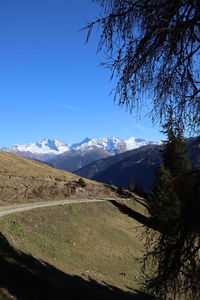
left=0, top=198, right=126, bottom=217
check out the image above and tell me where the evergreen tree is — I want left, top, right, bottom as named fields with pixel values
left=148, top=164, right=181, bottom=233
left=162, top=107, right=192, bottom=177
left=127, top=173, right=135, bottom=192
left=148, top=109, right=191, bottom=232
left=78, top=178, right=86, bottom=188
left=144, top=113, right=200, bottom=300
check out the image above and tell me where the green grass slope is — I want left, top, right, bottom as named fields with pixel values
left=0, top=200, right=152, bottom=300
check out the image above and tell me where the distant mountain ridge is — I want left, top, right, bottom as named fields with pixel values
left=75, top=136, right=200, bottom=192
left=1, top=136, right=160, bottom=162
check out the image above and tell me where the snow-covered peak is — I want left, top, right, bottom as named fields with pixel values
left=7, top=139, right=70, bottom=155
left=71, top=137, right=124, bottom=153
left=124, top=137, right=158, bottom=151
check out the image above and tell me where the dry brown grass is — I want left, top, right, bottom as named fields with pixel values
left=0, top=151, right=120, bottom=205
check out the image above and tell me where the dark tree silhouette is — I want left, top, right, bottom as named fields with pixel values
left=78, top=177, right=87, bottom=187
left=85, top=0, right=200, bottom=132
left=161, top=107, right=192, bottom=177
left=144, top=112, right=200, bottom=300
left=127, top=173, right=135, bottom=192
left=85, top=2, right=200, bottom=298
left=147, top=164, right=181, bottom=233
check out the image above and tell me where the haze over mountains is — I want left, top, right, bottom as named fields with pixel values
left=1, top=136, right=160, bottom=172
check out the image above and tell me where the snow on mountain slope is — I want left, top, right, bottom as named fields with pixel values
left=124, top=137, right=158, bottom=150
left=1, top=136, right=160, bottom=162
left=70, top=137, right=126, bottom=153
left=3, top=139, right=70, bottom=155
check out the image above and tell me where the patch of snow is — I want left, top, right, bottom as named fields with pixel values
left=6, top=139, right=70, bottom=155
left=124, top=137, right=159, bottom=150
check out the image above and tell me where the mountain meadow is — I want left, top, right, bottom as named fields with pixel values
left=0, top=0, right=200, bottom=298
left=0, top=150, right=120, bottom=205
left=0, top=150, right=155, bottom=299
left=0, top=199, right=153, bottom=300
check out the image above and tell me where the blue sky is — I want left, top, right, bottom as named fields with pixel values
left=0, top=0, right=164, bottom=147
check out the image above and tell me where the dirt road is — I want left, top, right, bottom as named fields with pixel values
left=0, top=198, right=125, bottom=217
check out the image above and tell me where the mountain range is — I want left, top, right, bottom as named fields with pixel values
left=1, top=136, right=160, bottom=172
left=75, top=136, right=200, bottom=192
left=1, top=136, right=199, bottom=192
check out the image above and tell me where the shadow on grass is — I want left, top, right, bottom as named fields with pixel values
left=0, top=233, right=155, bottom=300
left=110, top=200, right=149, bottom=226
left=109, top=200, right=160, bottom=232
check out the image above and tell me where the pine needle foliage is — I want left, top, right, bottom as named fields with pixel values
left=144, top=112, right=200, bottom=300
left=85, top=0, right=200, bottom=132
left=162, top=107, right=192, bottom=177
left=148, top=165, right=181, bottom=234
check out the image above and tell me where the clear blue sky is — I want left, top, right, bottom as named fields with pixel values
left=0, top=0, right=164, bottom=147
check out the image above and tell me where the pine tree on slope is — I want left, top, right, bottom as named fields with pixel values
left=144, top=111, right=199, bottom=300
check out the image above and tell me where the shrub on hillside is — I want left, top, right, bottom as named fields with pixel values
left=78, top=178, right=86, bottom=188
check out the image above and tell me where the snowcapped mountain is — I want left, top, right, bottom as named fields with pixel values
left=1, top=136, right=160, bottom=166
left=70, top=137, right=126, bottom=153
left=6, top=139, right=71, bottom=155
left=124, top=137, right=158, bottom=151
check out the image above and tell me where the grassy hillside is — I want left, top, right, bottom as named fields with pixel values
left=0, top=200, right=152, bottom=299
left=0, top=151, right=120, bottom=205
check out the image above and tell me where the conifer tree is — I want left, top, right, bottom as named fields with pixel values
left=144, top=110, right=200, bottom=300
left=162, top=107, right=192, bottom=177
left=127, top=173, right=135, bottom=192
left=148, top=164, right=181, bottom=233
